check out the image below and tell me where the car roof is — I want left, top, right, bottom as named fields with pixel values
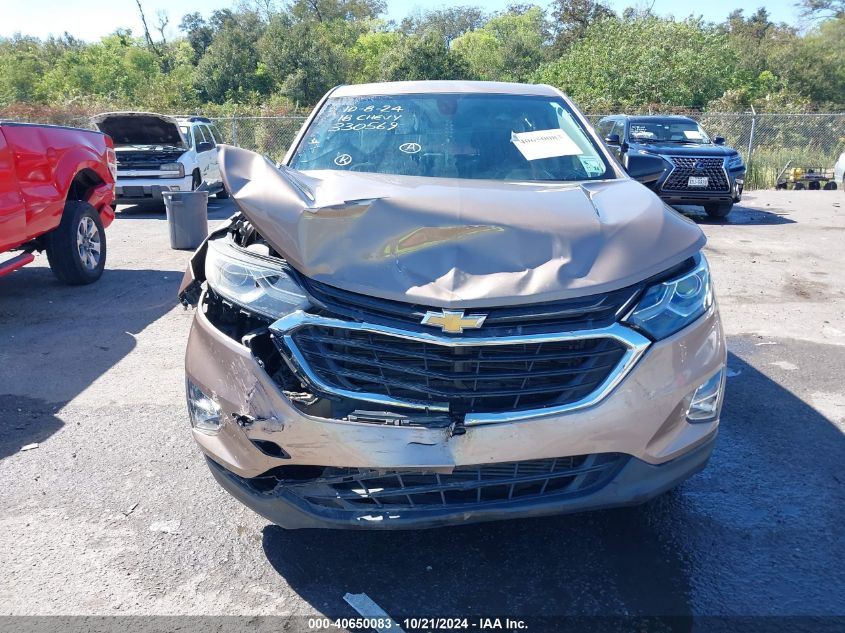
left=330, top=81, right=562, bottom=98
left=628, top=115, right=697, bottom=123
left=600, top=115, right=697, bottom=121
left=173, top=116, right=213, bottom=124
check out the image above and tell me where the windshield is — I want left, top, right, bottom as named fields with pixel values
left=628, top=119, right=712, bottom=145
left=290, top=93, right=613, bottom=182
left=179, top=126, right=193, bottom=148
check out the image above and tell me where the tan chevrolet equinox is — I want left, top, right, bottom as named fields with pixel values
left=178, top=81, right=726, bottom=529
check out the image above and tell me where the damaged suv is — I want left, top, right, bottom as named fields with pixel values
left=179, top=81, right=726, bottom=529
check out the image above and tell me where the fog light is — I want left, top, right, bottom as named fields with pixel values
left=186, top=379, right=223, bottom=434
left=686, top=368, right=725, bottom=423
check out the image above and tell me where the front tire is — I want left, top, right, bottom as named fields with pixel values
left=704, top=202, right=733, bottom=219
left=45, top=201, right=106, bottom=285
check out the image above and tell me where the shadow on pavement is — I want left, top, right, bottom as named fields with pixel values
left=262, top=344, right=845, bottom=619
left=0, top=395, right=64, bottom=462
left=0, top=266, right=183, bottom=459
left=116, top=198, right=234, bottom=222
left=675, top=202, right=796, bottom=226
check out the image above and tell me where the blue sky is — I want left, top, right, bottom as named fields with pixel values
left=2, top=0, right=803, bottom=42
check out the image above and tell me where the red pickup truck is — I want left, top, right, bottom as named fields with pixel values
left=0, top=121, right=116, bottom=284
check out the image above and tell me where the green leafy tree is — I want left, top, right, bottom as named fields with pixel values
left=401, top=6, right=488, bottom=45
left=348, top=30, right=401, bottom=83
left=549, top=0, right=614, bottom=54
left=289, top=0, right=386, bottom=22
left=259, top=7, right=372, bottom=104
left=534, top=15, right=738, bottom=110
left=0, top=36, right=48, bottom=104
left=798, top=0, right=845, bottom=20
left=381, top=33, right=474, bottom=81
left=195, top=11, right=269, bottom=103
left=768, top=16, right=845, bottom=106
left=178, top=12, right=213, bottom=62
left=453, top=6, right=550, bottom=82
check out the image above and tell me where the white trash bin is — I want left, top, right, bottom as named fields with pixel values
left=163, top=191, right=209, bottom=250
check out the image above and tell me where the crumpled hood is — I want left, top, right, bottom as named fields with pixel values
left=220, top=145, right=705, bottom=308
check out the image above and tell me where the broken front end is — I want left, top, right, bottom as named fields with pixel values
left=180, top=202, right=725, bottom=530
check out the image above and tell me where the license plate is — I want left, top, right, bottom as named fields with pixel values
left=688, top=176, right=708, bottom=187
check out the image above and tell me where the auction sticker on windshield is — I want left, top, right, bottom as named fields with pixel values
left=511, top=129, right=581, bottom=161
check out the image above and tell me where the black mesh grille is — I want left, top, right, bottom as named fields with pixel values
left=297, top=276, right=636, bottom=335
left=286, top=325, right=627, bottom=414
left=263, top=453, right=626, bottom=512
left=116, top=150, right=183, bottom=169
left=662, top=156, right=729, bottom=192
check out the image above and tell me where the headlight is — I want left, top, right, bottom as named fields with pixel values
left=726, top=154, right=744, bottom=170
left=204, top=237, right=309, bottom=319
left=160, top=162, right=185, bottom=177
left=626, top=255, right=713, bottom=339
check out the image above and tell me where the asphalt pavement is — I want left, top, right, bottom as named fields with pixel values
left=1, top=191, right=843, bottom=626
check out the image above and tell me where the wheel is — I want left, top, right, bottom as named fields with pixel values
left=809, top=181, right=820, bottom=190
left=794, top=182, right=805, bottom=190
left=704, top=202, right=733, bottom=219
left=45, top=200, right=106, bottom=285
left=191, top=170, right=202, bottom=190
left=823, top=181, right=837, bottom=190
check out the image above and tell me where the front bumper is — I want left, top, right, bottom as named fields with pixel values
left=115, top=175, right=193, bottom=202
left=185, top=296, right=726, bottom=528
left=206, top=435, right=716, bottom=529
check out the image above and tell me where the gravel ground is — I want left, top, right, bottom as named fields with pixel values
left=0, top=191, right=843, bottom=622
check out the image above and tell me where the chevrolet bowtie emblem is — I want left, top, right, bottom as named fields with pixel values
left=420, top=310, right=487, bottom=334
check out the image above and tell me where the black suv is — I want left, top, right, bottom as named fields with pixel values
left=597, top=115, right=745, bottom=219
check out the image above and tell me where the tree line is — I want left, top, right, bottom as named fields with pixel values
left=1, top=0, right=843, bottom=118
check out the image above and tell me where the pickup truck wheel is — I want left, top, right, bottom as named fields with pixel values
left=45, top=201, right=106, bottom=285
left=704, top=202, right=733, bottom=219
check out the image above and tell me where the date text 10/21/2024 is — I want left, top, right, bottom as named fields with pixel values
left=307, top=617, right=529, bottom=631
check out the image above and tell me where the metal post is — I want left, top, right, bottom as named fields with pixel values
left=232, top=119, right=239, bottom=147
left=747, top=104, right=756, bottom=169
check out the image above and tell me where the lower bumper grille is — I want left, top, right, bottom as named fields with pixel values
left=268, top=454, right=626, bottom=512
left=662, top=156, right=729, bottom=192
left=286, top=324, right=628, bottom=415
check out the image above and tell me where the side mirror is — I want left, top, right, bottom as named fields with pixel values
left=604, top=133, right=621, bottom=146
left=197, top=141, right=214, bottom=153
left=713, top=136, right=725, bottom=145
left=625, top=154, right=665, bottom=184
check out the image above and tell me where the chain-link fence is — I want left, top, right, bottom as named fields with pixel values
left=703, top=113, right=844, bottom=189
left=3, top=108, right=841, bottom=189
left=212, top=116, right=308, bottom=163
left=211, top=112, right=844, bottom=190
